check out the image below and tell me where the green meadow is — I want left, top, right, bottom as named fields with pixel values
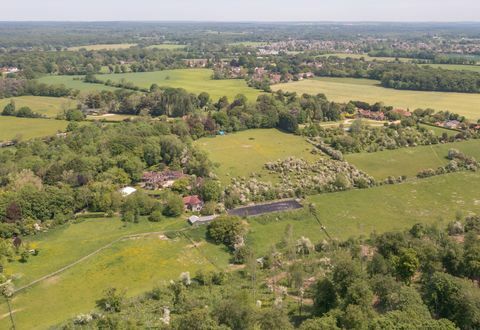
left=0, top=117, right=70, bottom=141
left=273, top=77, right=480, bottom=120
left=39, top=69, right=261, bottom=100
left=67, top=43, right=137, bottom=51
left=248, top=171, right=480, bottom=254
left=0, top=217, right=229, bottom=329
left=321, top=53, right=412, bottom=62
left=146, top=44, right=186, bottom=50
left=36, top=75, right=119, bottom=92
left=98, top=69, right=261, bottom=100
left=0, top=96, right=74, bottom=118
left=195, top=129, right=319, bottom=184
left=345, top=139, right=480, bottom=180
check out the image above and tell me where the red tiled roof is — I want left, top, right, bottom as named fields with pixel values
left=183, top=195, right=202, bottom=206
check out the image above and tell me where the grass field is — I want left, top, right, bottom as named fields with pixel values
left=86, top=114, right=139, bottom=122
left=424, top=63, right=480, bottom=72
left=36, top=75, right=119, bottom=93
left=0, top=96, right=74, bottom=118
left=229, top=41, right=268, bottom=47
left=248, top=171, right=480, bottom=254
left=419, top=123, right=459, bottom=137
left=321, top=53, right=412, bottom=62
left=0, top=117, right=71, bottom=141
left=273, top=77, right=480, bottom=120
left=345, top=139, right=480, bottom=180
left=195, top=129, right=320, bottom=184
left=0, top=217, right=230, bottom=329
left=39, top=69, right=261, bottom=100
left=97, top=69, right=261, bottom=100
left=68, top=43, right=137, bottom=51
left=146, top=44, right=186, bottom=50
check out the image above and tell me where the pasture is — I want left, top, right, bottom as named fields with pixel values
left=37, top=75, right=119, bottom=92
left=0, top=117, right=70, bottom=141
left=195, top=129, right=319, bottom=184
left=345, top=139, right=480, bottom=180
left=67, top=43, right=137, bottom=51
left=321, top=53, right=411, bottom=62
left=146, top=44, right=186, bottom=50
left=273, top=77, right=480, bottom=120
left=98, top=69, right=261, bottom=100
left=0, top=217, right=229, bottom=329
left=0, top=96, right=74, bottom=118
left=248, top=171, right=480, bottom=254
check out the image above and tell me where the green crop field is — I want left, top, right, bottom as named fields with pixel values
left=248, top=171, right=480, bottom=254
left=0, top=117, right=71, bottom=141
left=98, top=69, right=261, bottom=100
left=0, top=217, right=229, bottom=329
left=37, top=75, right=119, bottom=93
left=273, top=77, right=480, bottom=120
left=195, top=129, right=319, bottom=184
left=0, top=96, right=74, bottom=118
left=345, top=139, right=480, bottom=180
left=68, top=43, right=137, bottom=51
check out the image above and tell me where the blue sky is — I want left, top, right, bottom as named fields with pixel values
left=2, top=0, right=480, bottom=21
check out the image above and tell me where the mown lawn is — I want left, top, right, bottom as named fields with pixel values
left=0, top=96, right=74, bottom=118
left=195, top=129, right=320, bottom=184
left=0, top=217, right=229, bottom=329
left=273, top=77, right=480, bottom=120
left=247, top=171, right=480, bottom=254
left=0, top=117, right=70, bottom=141
left=67, top=43, right=137, bottom=51
left=345, top=139, right=480, bottom=180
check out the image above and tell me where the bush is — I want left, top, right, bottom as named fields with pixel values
left=148, top=210, right=163, bottom=222
left=207, top=215, right=245, bottom=248
left=162, top=193, right=184, bottom=217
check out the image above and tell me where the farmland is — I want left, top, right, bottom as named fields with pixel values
left=248, top=171, right=480, bottom=254
left=146, top=44, right=186, bottom=50
left=0, top=117, right=71, bottom=141
left=195, top=129, right=320, bottom=184
left=345, top=139, right=480, bottom=180
left=97, top=69, right=261, bottom=100
left=0, top=217, right=230, bottom=329
left=36, top=75, right=119, bottom=92
left=273, top=77, right=480, bottom=120
left=38, top=69, right=261, bottom=100
left=0, top=96, right=74, bottom=118
left=67, top=43, right=137, bottom=51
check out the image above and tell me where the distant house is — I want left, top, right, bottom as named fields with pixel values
left=120, top=186, right=137, bottom=196
left=357, top=109, right=385, bottom=121
left=142, top=170, right=184, bottom=190
left=188, top=215, right=218, bottom=225
left=184, top=59, right=208, bottom=68
left=183, top=195, right=203, bottom=212
left=391, top=109, right=412, bottom=117
left=0, top=66, right=20, bottom=74
left=445, top=120, right=461, bottom=129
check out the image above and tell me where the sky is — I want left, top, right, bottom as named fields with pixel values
left=2, top=0, right=480, bottom=22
